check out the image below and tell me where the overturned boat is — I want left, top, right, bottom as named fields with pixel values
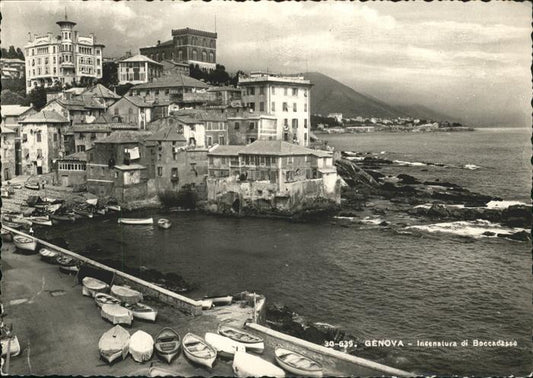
left=101, top=304, right=133, bottom=326
left=233, top=350, right=285, bottom=377
left=82, top=277, right=110, bottom=297
left=111, top=285, right=143, bottom=305
left=129, top=330, right=154, bottom=363
left=204, top=332, right=243, bottom=358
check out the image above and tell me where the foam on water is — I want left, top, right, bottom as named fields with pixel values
left=486, top=200, right=530, bottom=209
left=393, top=159, right=427, bottom=167
left=407, top=219, right=527, bottom=238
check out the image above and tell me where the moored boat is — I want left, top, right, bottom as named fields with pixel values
left=118, top=218, right=154, bottom=225
left=233, top=350, right=285, bottom=377
left=204, top=332, right=243, bottom=358
left=129, top=330, right=154, bottom=363
left=204, top=295, right=233, bottom=307
left=27, top=216, right=52, bottom=226
left=157, top=219, right=172, bottom=229
left=13, top=235, right=37, bottom=253
left=182, top=333, right=217, bottom=368
left=73, top=208, right=94, bottom=218
left=218, top=325, right=264, bottom=353
left=107, top=205, right=121, bottom=212
left=0, top=336, right=21, bottom=357
left=154, top=328, right=180, bottom=363
left=101, top=304, right=133, bottom=326
left=274, top=347, right=323, bottom=377
left=24, top=182, right=40, bottom=190
left=82, top=276, right=110, bottom=297
left=56, top=256, right=79, bottom=274
left=39, top=248, right=59, bottom=263
left=1, top=229, right=13, bottom=242
left=111, top=285, right=143, bottom=305
left=1, top=220, right=22, bottom=229
left=98, top=325, right=130, bottom=364
left=126, top=302, right=157, bottom=322
left=95, top=293, right=121, bottom=308
left=50, top=213, right=76, bottom=222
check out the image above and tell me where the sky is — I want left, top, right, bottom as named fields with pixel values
left=1, top=1, right=531, bottom=127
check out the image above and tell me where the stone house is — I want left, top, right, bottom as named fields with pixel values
left=80, top=83, right=121, bottom=108
left=41, top=93, right=106, bottom=124
left=18, top=110, right=69, bottom=176
left=227, top=112, right=278, bottom=145
left=86, top=131, right=154, bottom=201
left=128, top=74, right=208, bottom=103
left=206, top=140, right=340, bottom=214
left=56, top=150, right=87, bottom=188
left=1, top=126, right=17, bottom=181
left=106, top=95, right=169, bottom=130
left=145, top=124, right=208, bottom=194
left=147, top=115, right=206, bottom=148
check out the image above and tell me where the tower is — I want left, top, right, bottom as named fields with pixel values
left=56, top=12, right=77, bottom=84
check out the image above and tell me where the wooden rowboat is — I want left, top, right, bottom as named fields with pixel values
left=274, top=347, right=323, bottom=377
left=95, top=293, right=121, bottom=308
left=111, top=285, right=143, bottom=305
left=157, top=219, right=172, bottom=229
left=13, top=235, right=37, bottom=253
left=118, top=218, right=154, bottom=225
left=24, top=182, right=40, bottom=190
left=204, top=332, right=243, bottom=358
left=129, top=330, right=154, bottom=363
left=233, top=350, right=285, bottom=377
left=126, top=303, right=158, bottom=322
left=82, top=277, right=110, bottom=297
left=50, top=213, right=76, bottom=222
left=39, top=248, right=59, bottom=263
left=1, top=220, right=22, bottom=229
left=0, top=336, right=21, bottom=357
left=98, top=325, right=130, bottom=364
left=154, top=328, right=180, bottom=363
left=182, top=333, right=216, bottom=368
left=218, top=325, right=264, bottom=353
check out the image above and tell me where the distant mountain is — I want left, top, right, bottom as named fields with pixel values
left=304, top=72, right=455, bottom=122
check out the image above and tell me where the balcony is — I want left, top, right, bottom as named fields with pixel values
left=170, top=176, right=179, bottom=182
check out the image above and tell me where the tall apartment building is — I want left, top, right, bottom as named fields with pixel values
left=239, top=72, right=312, bottom=146
left=24, top=15, right=104, bottom=93
left=140, top=28, right=217, bottom=70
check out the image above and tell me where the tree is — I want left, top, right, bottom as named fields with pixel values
left=25, top=86, right=47, bottom=110
left=208, top=64, right=230, bottom=85
left=16, top=47, right=24, bottom=60
left=230, top=70, right=244, bottom=86
left=1, top=89, right=26, bottom=105
left=115, top=83, right=134, bottom=97
left=98, top=61, right=118, bottom=88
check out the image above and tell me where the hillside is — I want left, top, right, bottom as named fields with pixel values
left=304, top=72, right=455, bottom=122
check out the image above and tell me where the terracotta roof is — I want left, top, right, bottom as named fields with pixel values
left=95, top=130, right=152, bottom=144
left=146, top=125, right=187, bottom=142
left=124, top=95, right=170, bottom=108
left=53, top=96, right=106, bottom=110
left=240, top=140, right=332, bottom=157
left=208, top=145, right=242, bottom=156
left=132, top=74, right=208, bottom=90
left=1, top=105, right=32, bottom=117
left=19, top=110, right=69, bottom=124
left=82, top=84, right=121, bottom=99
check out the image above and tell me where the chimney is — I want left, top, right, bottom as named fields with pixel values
left=157, top=40, right=161, bottom=46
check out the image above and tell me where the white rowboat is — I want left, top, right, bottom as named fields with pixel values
left=127, top=303, right=157, bottom=322
left=204, top=295, right=233, bottom=307
left=204, top=332, right=243, bottom=358
left=233, top=350, right=285, bottom=377
left=1, top=336, right=21, bottom=357
left=27, top=216, right=52, bottom=226
left=182, top=333, right=216, bottom=368
left=218, top=325, right=264, bottom=353
left=39, top=248, right=59, bottom=263
left=13, top=235, right=37, bottom=252
left=129, top=330, right=154, bottom=363
left=157, top=219, right=172, bottom=229
left=95, top=293, right=121, bottom=308
left=118, top=218, right=153, bottom=225
left=274, top=347, right=323, bottom=377
left=98, top=325, right=130, bottom=364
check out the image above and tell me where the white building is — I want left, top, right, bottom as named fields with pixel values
left=118, top=54, right=163, bottom=85
left=238, top=72, right=312, bottom=146
left=24, top=15, right=104, bottom=93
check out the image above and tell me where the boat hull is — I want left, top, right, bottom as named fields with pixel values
left=99, top=325, right=130, bottom=364
left=118, top=218, right=154, bottom=225
left=155, top=328, right=181, bottom=364
left=13, top=236, right=37, bottom=252
left=39, top=249, right=59, bottom=263
left=182, top=333, right=216, bottom=368
left=233, top=351, right=285, bottom=377
left=95, top=293, right=121, bottom=308
left=129, top=330, right=154, bottom=363
left=129, top=303, right=157, bottom=322
left=157, top=219, right=172, bottom=229
left=205, top=332, right=243, bottom=358
left=218, top=325, right=264, bottom=353
left=274, top=348, right=323, bottom=377
left=82, top=277, right=109, bottom=297
left=1, top=336, right=21, bottom=357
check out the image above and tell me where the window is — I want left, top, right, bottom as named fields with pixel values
left=284, top=119, right=289, bottom=127
left=272, top=87, right=276, bottom=95
left=284, top=88, right=288, bottom=96
left=219, top=136, right=225, bottom=145
left=53, top=133, right=58, bottom=142
left=304, top=103, right=307, bottom=112
left=293, top=103, right=297, bottom=112
left=292, top=88, right=298, bottom=96
left=283, top=102, right=288, bottom=112
left=22, top=133, right=27, bottom=142
left=234, top=122, right=240, bottom=130
left=248, top=87, right=255, bottom=95
left=171, top=167, right=178, bottom=177
left=304, top=132, right=308, bottom=142
left=207, top=136, right=213, bottom=146
left=36, top=132, right=41, bottom=143
left=304, top=119, right=308, bottom=128
left=259, top=102, right=265, bottom=112
left=249, top=122, right=255, bottom=130
left=248, top=102, right=255, bottom=111
left=157, top=167, right=163, bottom=176
left=259, top=86, right=264, bottom=95
left=37, top=149, right=42, bottom=158
left=77, top=145, right=86, bottom=152
left=304, top=89, right=308, bottom=97
left=292, top=119, right=298, bottom=129
left=271, top=102, right=275, bottom=112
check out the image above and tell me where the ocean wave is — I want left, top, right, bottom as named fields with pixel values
left=406, top=219, right=527, bottom=239
left=360, top=217, right=385, bottom=225
left=485, top=200, right=530, bottom=209
left=463, top=164, right=481, bottom=170
left=393, top=159, right=427, bottom=167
